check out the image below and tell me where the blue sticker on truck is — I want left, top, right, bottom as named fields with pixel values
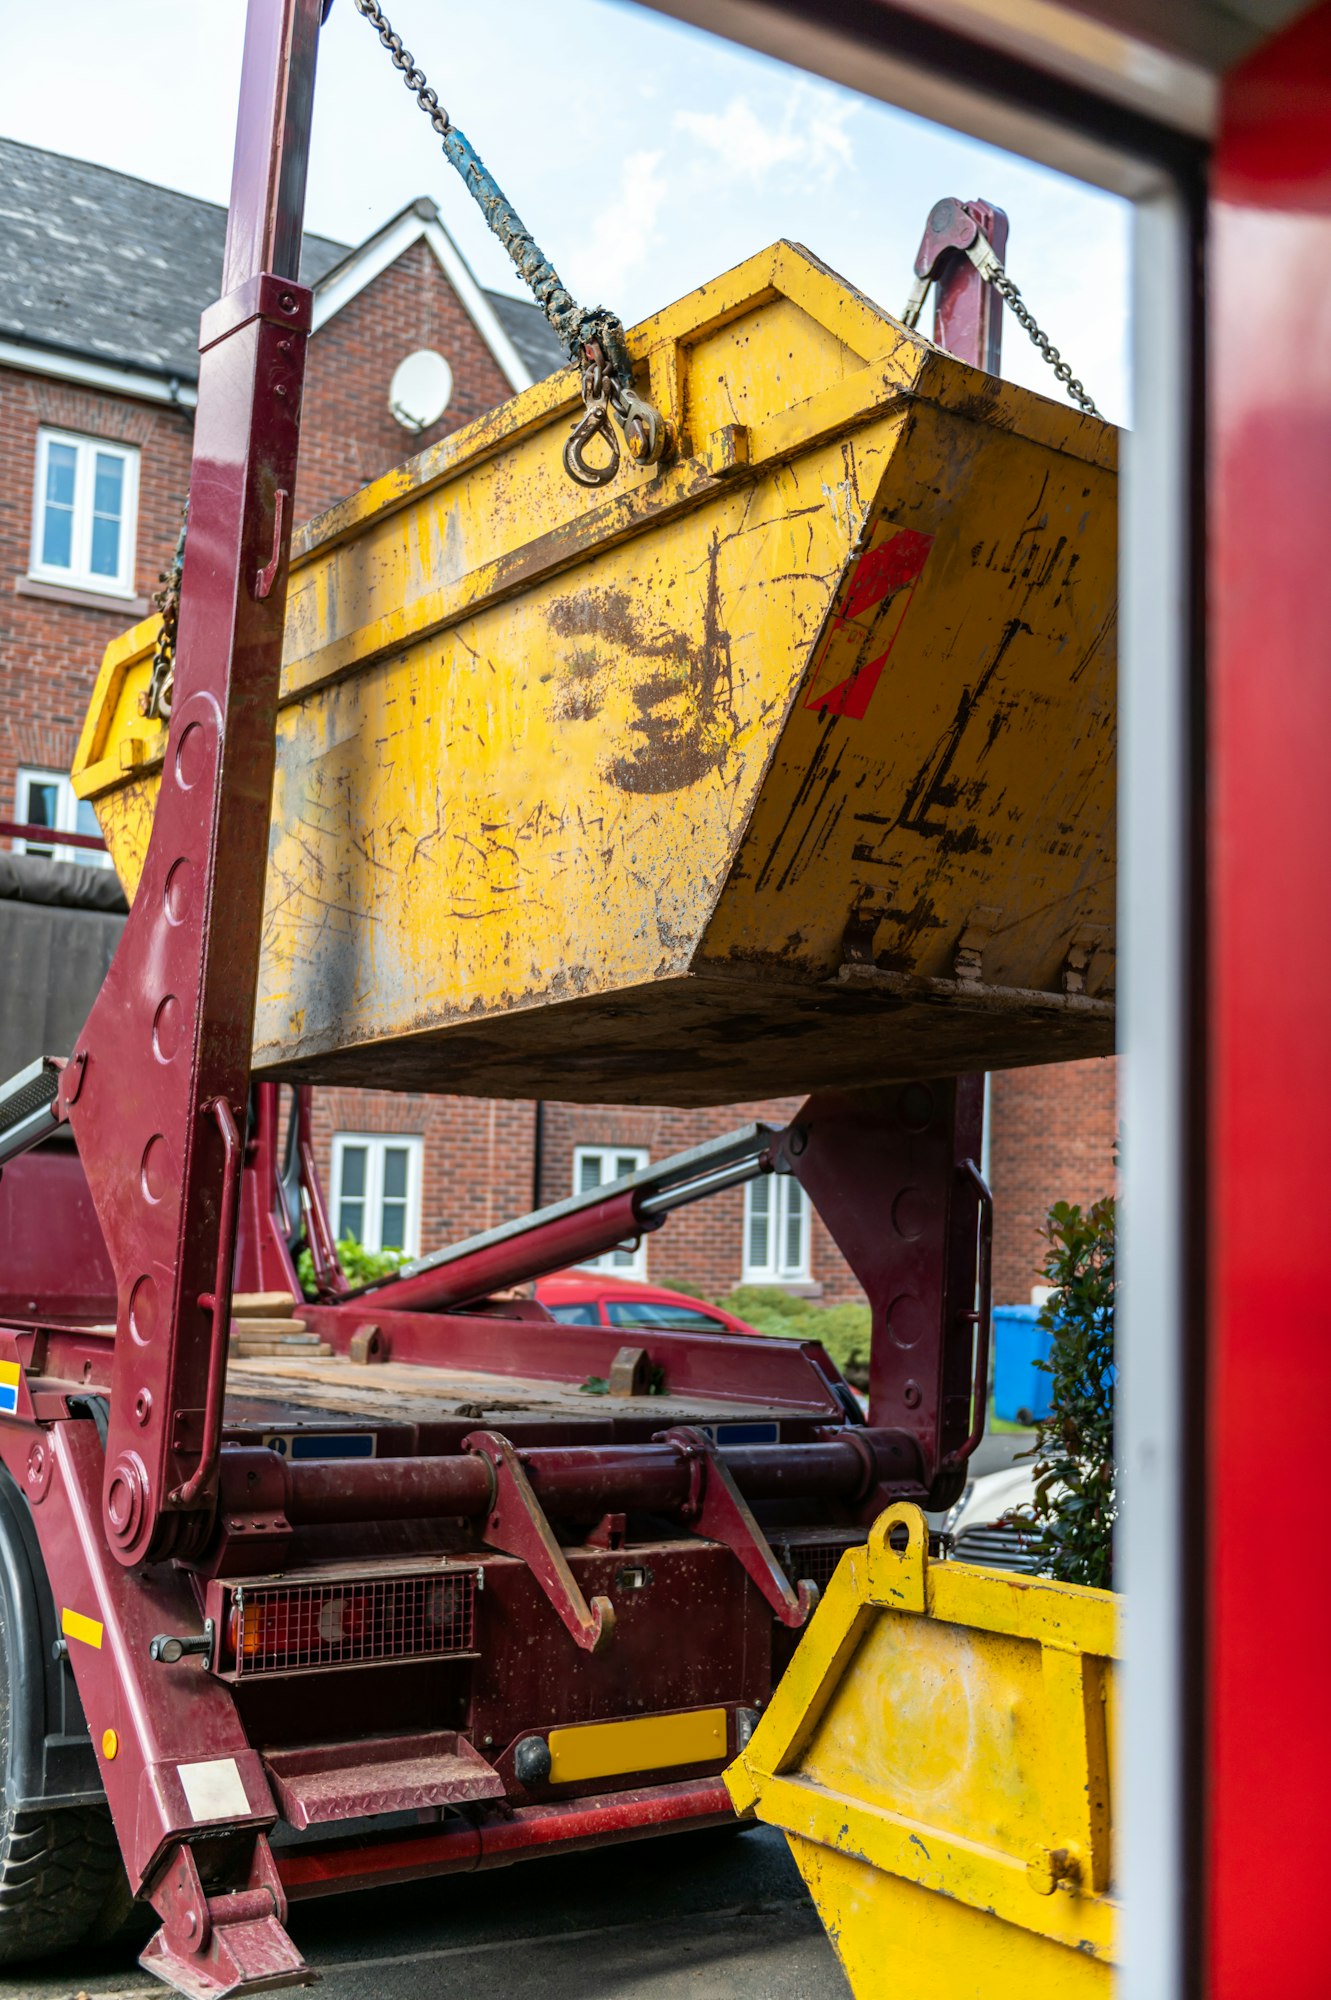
left=702, top=1422, right=779, bottom=1446
left=262, top=1432, right=376, bottom=1460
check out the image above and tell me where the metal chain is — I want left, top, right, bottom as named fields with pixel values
left=145, top=503, right=188, bottom=723
left=352, top=0, right=453, bottom=138
left=986, top=264, right=1101, bottom=420
left=348, top=0, right=668, bottom=486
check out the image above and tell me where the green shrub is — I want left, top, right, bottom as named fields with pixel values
left=296, top=1235, right=408, bottom=1300
left=713, top=1285, right=871, bottom=1381
left=1024, top=1194, right=1117, bottom=1590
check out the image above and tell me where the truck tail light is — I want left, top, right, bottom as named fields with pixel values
left=222, top=1569, right=478, bottom=1678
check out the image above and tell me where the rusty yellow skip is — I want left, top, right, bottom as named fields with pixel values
left=74, top=241, right=1116, bottom=1106
left=726, top=1504, right=1117, bottom=1998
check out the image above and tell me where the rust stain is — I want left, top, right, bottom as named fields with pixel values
left=547, top=535, right=736, bottom=795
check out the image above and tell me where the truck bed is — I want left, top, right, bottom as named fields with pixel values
left=223, top=1348, right=810, bottom=1433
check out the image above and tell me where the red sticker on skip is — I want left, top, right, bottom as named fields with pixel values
left=803, top=527, right=933, bottom=721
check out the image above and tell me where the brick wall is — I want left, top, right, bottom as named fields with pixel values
left=988, top=1056, right=1119, bottom=1303
left=309, top=1086, right=535, bottom=1254
left=1, top=239, right=515, bottom=828
left=295, top=241, right=513, bottom=521
left=536, top=1098, right=862, bottom=1304
left=0, top=368, right=192, bottom=821
left=302, top=1064, right=1120, bottom=1310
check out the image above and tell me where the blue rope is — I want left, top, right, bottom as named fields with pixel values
left=439, top=125, right=622, bottom=368
left=350, top=1, right=630, bottom=379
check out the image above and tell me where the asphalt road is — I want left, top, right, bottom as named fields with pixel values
left=969, top=1426, right=1035, bottom=1481
left=0, top=1825, right=847, bottom=2000
left=2, top=1434, right=1035, bottom=2000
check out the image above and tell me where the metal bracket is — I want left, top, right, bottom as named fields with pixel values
left=657, top=1427, right=817, bottom=1631
left=954, top=905, right=1003, bottom=987
left=149, top=1618, right=216, bottom=1666
left=462, top=1430, right=614, bottom=1654
left=141, top=1832, right=305, bottom=1999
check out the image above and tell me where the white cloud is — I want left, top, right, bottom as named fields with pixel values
left=674, top=85, right=856, bottom=188
left=573, top=149, right=668, bottom=291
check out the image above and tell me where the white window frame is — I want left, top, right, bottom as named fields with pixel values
left=742, top=1172, right=810, bottom=1284
left=29, top=427, right=140, bottom=597
left=330, top=1132, right=423, bottom=1257
left=13, top=766, right=112, bottom=868
left=572, top=1145, right=649, bottom=1276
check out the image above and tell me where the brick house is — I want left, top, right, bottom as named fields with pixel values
left=0, top=136, right=1116, bottom=1311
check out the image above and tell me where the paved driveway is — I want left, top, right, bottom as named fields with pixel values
left=0, top=1824, right=848, bottom=2000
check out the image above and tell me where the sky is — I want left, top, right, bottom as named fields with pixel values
left=0, top=0, right=1130, bottom=425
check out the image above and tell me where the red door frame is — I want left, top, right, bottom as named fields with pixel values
left=1210, top=10, right=1331, bottom=1994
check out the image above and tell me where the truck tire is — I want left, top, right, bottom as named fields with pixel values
left=0, top=1595, right=124, bottom=1963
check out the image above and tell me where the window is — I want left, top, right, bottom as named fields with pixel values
left=544, top=1303, right=601, bottom=1326
left=743, top=1173, right=809, bottom=1283
left=330, top=1133, right=423, bottom=1256
left=572, top=1145, right=649, bottom=1276
left=605, top=1300, right=722, bottom=1331
left=30, top=429, right=139, bottom=596
left=14, top=767, right=111, bottom=868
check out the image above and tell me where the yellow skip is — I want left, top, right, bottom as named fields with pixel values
left=61, top=1607, right=104, bottom=1650
left=726, top=1504, right=1118, bottom=1999
left=74, top=241, right=1116, bottom=1107
left=547, top=1706, right=727, bottom=1784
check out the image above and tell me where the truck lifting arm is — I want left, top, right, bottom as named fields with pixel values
left=48, top=0, right=326, bottom=1567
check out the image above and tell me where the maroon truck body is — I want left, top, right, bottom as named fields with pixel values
left=0, top=6, right=997, bottom=1993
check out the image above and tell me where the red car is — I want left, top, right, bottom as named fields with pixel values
left=534, top=1269, right=756, bottom=1335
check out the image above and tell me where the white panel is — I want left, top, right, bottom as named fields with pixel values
left=178, top=1757, right=251, bottom=1824
left=1118, top=186, right=1192, bottom=2000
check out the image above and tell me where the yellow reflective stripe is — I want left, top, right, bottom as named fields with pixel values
left=0, top=1359, right=20, bottom=1387
left=61, top=1608, right=104, bottom=1649
left=547, top=1707, right=727, bottom=1785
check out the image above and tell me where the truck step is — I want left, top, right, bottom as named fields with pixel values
left=229, top=1316, right=315, bottom=1337
left=230, top=1338, right=334, bottom=1359
left=263, top=1730, right=504, bottom=1829
left=232, top=1291, right=298, bottom=1317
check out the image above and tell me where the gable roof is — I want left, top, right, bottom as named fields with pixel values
left=0, top=137, right=566, bottom=399
left=307, top=197, right=567, bottom=392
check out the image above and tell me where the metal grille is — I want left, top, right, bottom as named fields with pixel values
left=230, top=1568, right=476, bottom=1678
left=0, top=1064, right=57, bottom=1139
left=952, top=1524, right=1045, bottom=1575
left=775, top=1538, right=859, bottom=1594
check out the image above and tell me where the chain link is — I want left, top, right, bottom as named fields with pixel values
left=145, top=503, right=188, bottom=724
left=986, top=265, right=1101, bottom=420
left=352, top=0, right=452, bottom=137
left=348, top=0, right=669, bottom=486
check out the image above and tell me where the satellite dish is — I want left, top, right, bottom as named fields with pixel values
left=389, top=349, right=453, bottom=433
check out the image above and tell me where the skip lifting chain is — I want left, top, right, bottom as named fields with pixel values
left=902, top=225, right=1101, bottom=420
left=350, top=0, right=669, bottom=487
left=144, top=503, right=187, bottom=722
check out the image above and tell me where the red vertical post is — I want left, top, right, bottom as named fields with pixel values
left=781, top=1077, right=987, bottom=1506
left=59, top=0, right=326, bottom=1565
left=934, top=199, right=1008, bottom=373
left=1210, top=9, right=1331, bottom=1991
left=909, top=196, right=1009, bottom=373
